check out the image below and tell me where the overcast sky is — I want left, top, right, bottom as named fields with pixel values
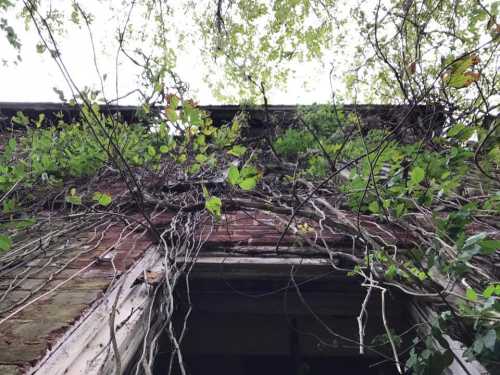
left=0, top=1, right=339, bottom=105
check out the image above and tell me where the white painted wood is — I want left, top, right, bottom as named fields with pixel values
left=27, top=255, right=333, bottom=375
left=28, top=246, right=163, bottom=375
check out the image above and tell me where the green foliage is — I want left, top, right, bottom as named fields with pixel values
left=199, top=0, right=334, bottom=101
left=228, top=145, right=247, bottom=157
left=93, top=192, right=112, bottom=207
left=341, top=134, right=472, bottom=215
left=273, top=105, right=343, bottom=159
left=213, top=117, right=243, bottom=148
left=0, top=2, right=498, bottom=373
left=226, top=165, right=260, bottom=191
left=274, top=128, right=315, bottom=158
left=299, top=104, right=344, bottom=138
left=202, top=185, right=222, bottom=219
left=0, top=108, right=172, bottom=197
left=406, top=315, right=455, bottom=375
left=0, top=234, right=12, bottom=252
left=205, top=196, right=222, bottom=219
left=65, top=188, right=82, bottom=205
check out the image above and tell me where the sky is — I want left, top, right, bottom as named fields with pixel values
left=0, top=1, right=339, bottom=105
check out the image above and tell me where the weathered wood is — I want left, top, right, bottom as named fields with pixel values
left=177, top=256, right=337, bottom=279
left=27, top=246, right=162, bottom=375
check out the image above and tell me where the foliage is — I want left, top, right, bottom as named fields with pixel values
left=0, top=1, right=499, bottom=374
left=227, top=165, right=260, bottom=190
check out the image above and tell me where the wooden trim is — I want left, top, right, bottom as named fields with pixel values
left=28, top=247, right=163, bottom=375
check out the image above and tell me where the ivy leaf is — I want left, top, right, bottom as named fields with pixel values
left=239, top=177, right=257, bottom=191
left=66, top=195, right=82, bottom=205
left=466, top=288, right=478, bottom=302
left=205, top=196, right=222, bottom=219
left=483, top=284, right=496, bottom=298
left=189, top=163, right=201, bottom=174
left=228, top=145, right=247, bottom=157
left=482, top=330, right=496, bottom=351
left=464, top=232, right=487, bottom=248
left=66, top=189, right=82, bottom=205
left=384, top=264, right=397, bottom=280
left=147, top=146, right=156, bottom=157
left=0, top=234, right=12, bottom=252
left=410, top=167, right=425, bottom=185
left=447, top=123, right=476, bottom=142
left=473, top=338, right=484, bottom=353
left=93, top=192, right=112, bottom=207
left=428, top=349, right=454, bottom=374
left=227, top=166, right=240, bottom=185
left=195, top=154, right=208, bottom=163
left=160, top=145, right=170, bottom=154
left=240, top=165, right=258, bottom=179
left=479, top=239, right=500, bottom=255
left=368, top=201, right=380, bottom=214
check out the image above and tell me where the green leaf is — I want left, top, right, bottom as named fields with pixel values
left=238, top=177, right=257, bottom=191
left=196, top=134, right=206, bottom=146
left=410, top=167, right=425, bottom=185
left=450, top=55, right=476, bottom=76
left=147, top=146, right=156, bottom=157
left=466, top=288, right=478, bottom=302
left=227, top=166, right=240, bottom=185
left=188, top=163, right=201, bottom=174
left=228, top=145, right=247, bottom=157
left=479, top=239, right=500, bottom=255
left=464, top=232, right=487, bottom=248
left=368, top=201, right=380, bottom=214
left=0, top=234, right=12, bottom=252
left=205, top=196, right=222, bottom=219
left=195, top=154, right=208, bottom=163
left=2, top=198, right=16, bottom=214
left=66, top=195, right=82, bottom=205
left=482, top=330, right=496, bottom=351
left=168, top=95, right=179, bottom=110
left=446, top=71, right=480, bottom=89
left=93, top=192, right=112, bottom=207
left=447, top=125, right=475, bottom=142
left=66, top=188, right=82, bottom=205
left=166, top=107, right=177, bottom=122
left=240, top=165, right=258, bottom=179
left=447, top=123, right=466, bottom=137
left=177, top=154, right=187, bottom=163
left=14, top=218, right=36, bottom=230
left=428, top=349, right=454, bottom=374
left=12, top=111, right=29, bottom=126
left=473, top=338, right=484, bottom=353
left=159, top=145, right=170, bottom=154
left=384, top=264, right=397, bottom=280
left=483, top=284, right=496, bottom=298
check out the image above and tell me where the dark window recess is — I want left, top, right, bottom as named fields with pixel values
left=150, top=278, right=407, bottom=375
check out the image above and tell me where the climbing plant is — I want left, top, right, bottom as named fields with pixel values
left=0, top=1, right=499, bottom=374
